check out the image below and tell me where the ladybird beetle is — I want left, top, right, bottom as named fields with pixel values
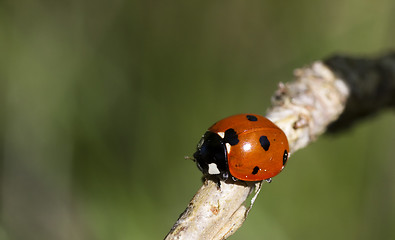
left=193, top=114, right=289, bottom=182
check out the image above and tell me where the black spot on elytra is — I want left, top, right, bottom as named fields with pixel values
left=259, top=136, right=270, bottom=151
left=246, top=115, right=258, bottom=121
left=224, top=128, right=239, bottom=146
left=283, top=150, right=288, bottom=165
left=252, top=166, right=259, bottom=175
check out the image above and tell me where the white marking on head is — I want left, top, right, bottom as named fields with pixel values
left=243, top=143, right=252, bottom=151
left=217, top=132, right=225, bottom=138
left=208, top=163, right=220, bottom=175
left=225, top=143, right=231, bottom=154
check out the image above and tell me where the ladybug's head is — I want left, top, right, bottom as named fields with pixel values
left=193, top=131, right=229, bottom=180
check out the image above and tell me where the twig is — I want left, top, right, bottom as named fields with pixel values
left=165, top=52, right=395, bottom=240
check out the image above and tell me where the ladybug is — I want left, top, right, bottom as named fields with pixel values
left=193, top=114, right=289, bottom=182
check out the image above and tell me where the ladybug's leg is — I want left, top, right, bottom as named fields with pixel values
left=216, top=180, right=221, bottom=189
left=265, top=178, right=272, bottom=183
left=204, top=175, right=222, bottom=189
left=201, top=176, right=208, bottom=184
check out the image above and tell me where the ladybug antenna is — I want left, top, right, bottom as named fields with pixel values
left=184, top=156, right=195, bottom=162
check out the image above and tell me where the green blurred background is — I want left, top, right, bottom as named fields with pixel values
left=0, top=0, right=394, bottom=239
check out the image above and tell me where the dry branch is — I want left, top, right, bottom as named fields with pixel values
left=165, top=52, right=395, bottom=240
